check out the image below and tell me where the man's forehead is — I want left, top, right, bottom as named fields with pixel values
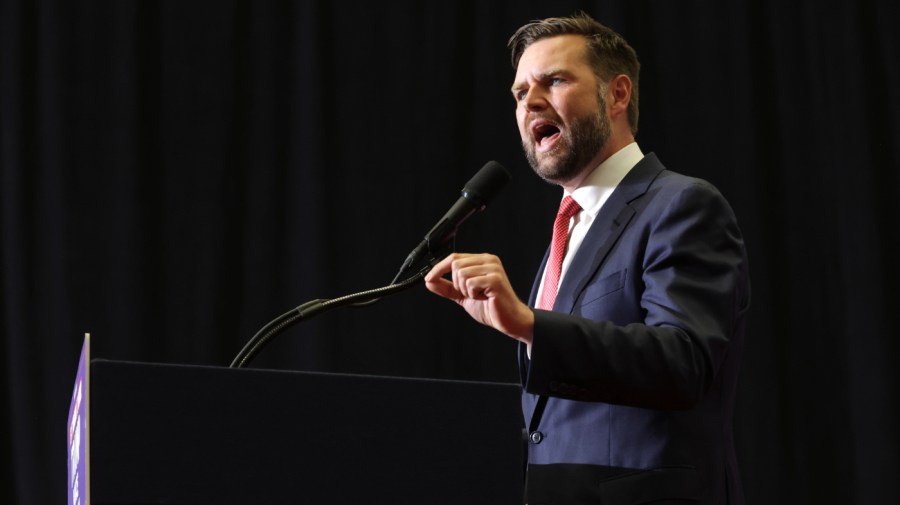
left=513, top=35, right=589, bottom=80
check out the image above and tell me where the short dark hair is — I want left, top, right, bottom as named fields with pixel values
left=508, top=12, right=641, bottom=134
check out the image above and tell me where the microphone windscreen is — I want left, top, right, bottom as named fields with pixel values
left=463, top=161, right=511, bottom=204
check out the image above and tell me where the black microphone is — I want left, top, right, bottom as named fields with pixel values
left=398, top=160, right=511, bottom=277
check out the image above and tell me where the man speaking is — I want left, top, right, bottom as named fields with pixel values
left=425, top=13, right=749, bottom=505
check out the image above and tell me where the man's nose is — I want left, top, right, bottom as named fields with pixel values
left=523, top=88, right=548, bottom=112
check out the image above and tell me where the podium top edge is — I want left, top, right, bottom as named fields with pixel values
left=89, top=358, right=520, bottom=388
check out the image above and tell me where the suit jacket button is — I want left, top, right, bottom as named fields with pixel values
left=529, top=431, right=544, bottom=444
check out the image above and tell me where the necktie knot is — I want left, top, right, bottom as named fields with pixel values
left=557, top=196, right=581, bottom=221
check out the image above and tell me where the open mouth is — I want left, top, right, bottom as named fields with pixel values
left=531, top=121, right=561, bottom=151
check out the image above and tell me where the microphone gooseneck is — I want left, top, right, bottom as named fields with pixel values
left=230, top=160, right=511, bottom=368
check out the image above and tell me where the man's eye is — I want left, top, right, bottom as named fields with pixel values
left=516, top=90, right=528, bottom=100
left=550, top=78, right=563, bottom=85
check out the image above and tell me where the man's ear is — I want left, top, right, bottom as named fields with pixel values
left=606, top=74, right=632, bottom=120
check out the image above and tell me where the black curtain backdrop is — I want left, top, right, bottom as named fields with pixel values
left=2, top=0, right=898, bottom=503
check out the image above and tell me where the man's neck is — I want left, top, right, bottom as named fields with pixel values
left=559, top=133, right=636, bottom=193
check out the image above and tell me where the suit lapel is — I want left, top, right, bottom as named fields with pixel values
left=554, top=153, right=665, bottom=314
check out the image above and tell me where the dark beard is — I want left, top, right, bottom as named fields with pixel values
left=523, top=106, right=611, bottom=185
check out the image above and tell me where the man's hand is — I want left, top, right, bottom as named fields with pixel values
left=424, top=253, right=534, bottom=345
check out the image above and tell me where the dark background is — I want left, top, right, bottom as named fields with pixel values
left=2, top=0, right=898, bottom=503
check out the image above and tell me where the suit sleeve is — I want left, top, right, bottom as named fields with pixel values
left=524, top=180, right=749, bottom=410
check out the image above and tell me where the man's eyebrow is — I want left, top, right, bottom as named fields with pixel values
left=511, top=69, right=567, bottom=90
left=511, top=68, right=574, bottom=96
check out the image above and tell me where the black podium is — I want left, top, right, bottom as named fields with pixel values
left=81, top=357, right=524, bottom=504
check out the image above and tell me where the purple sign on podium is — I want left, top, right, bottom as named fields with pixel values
left=67, top=334, right=90, bottom=505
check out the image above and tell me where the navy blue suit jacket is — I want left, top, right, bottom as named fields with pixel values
left=520, top=154, right=749, bottom=505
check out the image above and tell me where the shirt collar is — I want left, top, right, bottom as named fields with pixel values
left=566, top=142, right=644, bottom=217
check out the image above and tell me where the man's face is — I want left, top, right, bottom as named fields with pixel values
left=512, top=35, right=610, bottom=185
